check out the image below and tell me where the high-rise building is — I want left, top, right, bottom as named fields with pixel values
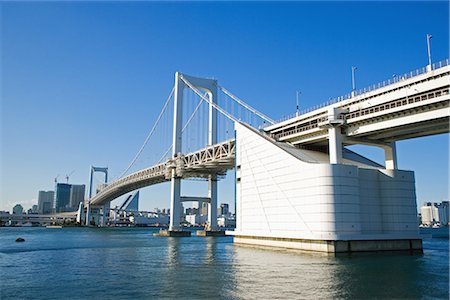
left=31, top=205, right=38, bottom=213
left=12, top=204, right=23, bottom=214
left=38, top=190, right=55, bottom=214
left=437, top=201, right=449, bottom=226
left=186, top=207, right=199, bottom=215
left=421, top=201, right=449, bottom=226
left=200, top=202, right=208, bottom=215
left=69, top=184, right=86, bottom=209
left=55, top=183, right=71, bottom=212
left=218, top=203, right=229, bottom=216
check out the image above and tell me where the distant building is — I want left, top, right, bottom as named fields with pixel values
left=38, top=190, right=54, bottom=214
left=218, top=215, right=236, bottom=228
left=0, top=211, right=10, bottom=226
left=218, top=203, right=229, bottom=216
left=438, top=201, right=449, bottom=225
left=200, top=202, right=208, bottom=215
left=130, top=212, right=169, bottom=226
left=55, top=183, right=71, bottom=212
left=421, top=201, right=450, bottom=226
left=55, top=183, right=86, bottom=212
left=69, top=184, right=86, bottom=209
left=186, top=207, right=199, bottom=215
left=185, top=214, right=207, bottom=226
left=32, top=205, right=38, bottom=213
left=12, top=204, right=23, bottom=214
left=192, top=201, right=208, bottom=215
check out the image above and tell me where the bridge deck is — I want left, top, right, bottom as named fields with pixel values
left=266, top=65, right=450, bottom=146
left=90, top=140, right=235, bottom=206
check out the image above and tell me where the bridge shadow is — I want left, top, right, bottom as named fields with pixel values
left=228, top=244, right=446, bottom=299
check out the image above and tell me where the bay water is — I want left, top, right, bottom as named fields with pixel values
left=0, top=227, right=448, bottom=299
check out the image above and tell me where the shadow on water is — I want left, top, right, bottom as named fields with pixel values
left=229, top=242, right=448, bottom=299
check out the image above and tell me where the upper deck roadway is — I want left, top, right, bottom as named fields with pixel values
left=265, top=62, right=449, bottom=147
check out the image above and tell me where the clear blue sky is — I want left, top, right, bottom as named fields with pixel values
left=1, top=1, right=449, bottom=213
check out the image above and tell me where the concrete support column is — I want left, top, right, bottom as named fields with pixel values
left=169, top=72, right=184, bottom=232
left=100, top=203, right=109, bottom=227
left=207, top=85, right=218, bottom=231
left=208, top=176, right=218, bottom=230
left=86, top=167, right=94, bottom=226
left=100, top=205, right=106, bottom=227
left=329, top=126, right=343, bottom=164
left=169, top=175, right=181, bottom=231
left=85, top=201, right=91, bottom=226
left=384, top=142, right=397, bottom=170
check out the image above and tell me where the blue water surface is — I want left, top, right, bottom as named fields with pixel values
left=0, top=227, right=448, bottom=299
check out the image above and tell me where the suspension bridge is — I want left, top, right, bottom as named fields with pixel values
left=84, top=58, right=449, bottom=252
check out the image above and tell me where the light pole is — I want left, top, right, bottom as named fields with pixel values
left=351, top=66, right=357, bottom=95
left=296, top=91, right=301, bottom=116
left=426, top=34, right=433, bottom=71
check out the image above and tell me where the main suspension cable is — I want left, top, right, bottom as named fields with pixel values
left=118, top=87, right=175, bottom=178
left=181, top=76, right=238, bottom=123
left=219, top=85, right=275, bottom=124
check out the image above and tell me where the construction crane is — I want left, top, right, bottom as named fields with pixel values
left=54, top=174, right=60, bottom=183
left=65, top=170, right=75, bottom=183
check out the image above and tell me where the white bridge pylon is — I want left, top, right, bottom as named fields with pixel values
left=171, top=72, right=219, bottom=231
left=88, top=71, right=272, bottom=230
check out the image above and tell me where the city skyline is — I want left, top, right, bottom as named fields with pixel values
left=1, top=1, right=449, bottom=212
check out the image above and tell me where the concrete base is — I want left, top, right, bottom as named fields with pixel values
left=154, top=229, right=191, bottom=237
left=233, top=235, right=423, bottom=254
left=196, top=230, right=226, bottom=237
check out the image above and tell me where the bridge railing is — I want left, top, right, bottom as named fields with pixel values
left=271, top=58, right=449, bottom=125
left=272, top=86, right=450, bottom=140
left=90, top=140, right=237, bottom=203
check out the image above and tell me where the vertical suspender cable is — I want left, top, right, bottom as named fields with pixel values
left=118, top=87, right=175, bottom=178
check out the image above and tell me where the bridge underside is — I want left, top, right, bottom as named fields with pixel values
left=274, top=98, right=449, bottom=147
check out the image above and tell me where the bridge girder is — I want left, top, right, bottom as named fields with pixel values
left=89, top=140, right=235, bottom=207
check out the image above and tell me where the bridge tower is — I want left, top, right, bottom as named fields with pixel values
left=86, top=166, right=108, bottom=226
left=169, top=72, right=219, bottom=233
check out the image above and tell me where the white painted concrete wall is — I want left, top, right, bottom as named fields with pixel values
left=233, top=123, right=419, bottom=241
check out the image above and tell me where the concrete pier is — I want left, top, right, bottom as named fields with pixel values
left=196, top=230, right=226, bottom=237
left=233, top=235, right=423, bottom=254
left=154, top=229, right=191, bottom=237
left=231, top=123, right=423, bottom=254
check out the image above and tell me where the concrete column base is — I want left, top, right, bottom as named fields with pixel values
left=232, top=235, right=423, bottom=254
left=196, top=230, right=226, bottom=237
left=154, top=229, right=191, bottom=237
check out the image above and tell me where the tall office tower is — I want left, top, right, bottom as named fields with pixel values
left=201, top=202, right=208, bottom=215
left=38, top=190, right=55, bottom=214
left=219, top=203, right=229, bottom=216
left=55, top=183, right=71, bottom=212
left=69, top=184, right=86, bottom=209
left=436, top=202, right=449, bottom=226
